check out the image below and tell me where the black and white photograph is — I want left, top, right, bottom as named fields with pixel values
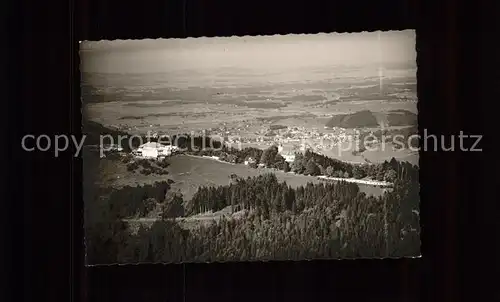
left=81, top=30, right=420, bottom=265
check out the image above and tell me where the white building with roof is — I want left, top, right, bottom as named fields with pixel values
left=133, top=142, right=171, bottom=159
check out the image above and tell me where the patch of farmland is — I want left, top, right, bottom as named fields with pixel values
left=166, top=155, right=386, bottom=201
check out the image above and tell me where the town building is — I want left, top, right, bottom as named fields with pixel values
left=100, top=144, right=123, bottom=152
left=278, top=144, right=297, bottom=163
left=169, top=145, right=180, bottom=154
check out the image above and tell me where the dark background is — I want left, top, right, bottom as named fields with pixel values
left=4, top=0, right=497, bottom=301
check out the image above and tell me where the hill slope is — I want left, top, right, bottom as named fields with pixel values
left=82, top=119, right=134, bottom=151
left=325, top=110, right=379, bottom=128
left=386, top=109, right=417, bottom=127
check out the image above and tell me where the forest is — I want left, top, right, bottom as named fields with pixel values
left=84, top=147, right=420, bottom=264
left=84, top=122, right=419, bottom=263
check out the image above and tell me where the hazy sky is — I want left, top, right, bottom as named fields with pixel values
left=80, top=30, right=416, bottom=74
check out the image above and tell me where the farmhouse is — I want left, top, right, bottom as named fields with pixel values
left=133, top=142, right=172, bottom=159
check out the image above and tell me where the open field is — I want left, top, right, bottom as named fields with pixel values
left=81, top=67, right=416, bottom=104
left=90, top=151, right=386, bottom=200
left=82, top=32, right=421, bottom=263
